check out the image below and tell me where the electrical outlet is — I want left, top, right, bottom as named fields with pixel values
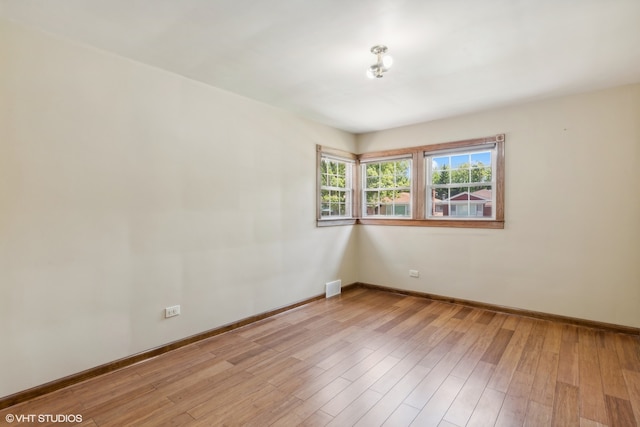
left=409, top=270, right=419, bottom=278
left=165, top=305, right=180, bottom=318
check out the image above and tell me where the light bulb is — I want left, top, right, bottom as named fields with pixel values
left=366, top=67, right=375, bottom=79
left=382, top=54, right=393, bottom=69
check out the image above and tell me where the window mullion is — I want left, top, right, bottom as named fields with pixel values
left=413, top=151, right=424, bottom=219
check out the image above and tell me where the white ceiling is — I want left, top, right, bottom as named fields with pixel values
left=2, top=0, right=640, bottom=133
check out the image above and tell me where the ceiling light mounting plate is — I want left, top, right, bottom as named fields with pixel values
left=370, top=45, right=388, bottom=55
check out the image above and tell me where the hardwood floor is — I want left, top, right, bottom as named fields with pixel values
left=2, top=287, right=639, bottom=426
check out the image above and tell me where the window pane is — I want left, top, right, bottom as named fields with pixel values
left=365, top=190, right=379, bottom=215
left=396, top=190, right=411, bottom=216
left=432, top=187, right=448, bottom=203
left=329, top=174, right=342, bottom=187
left=451, top=154, right=469, bottom=169
left=320, top=189, right=333, bottom=216
left=444, top=186, right=492, bottom=218
left=321, top=188, right=349, bottom=217
left=396, top=160, right=411, bottom=177
left=366, top=163, right=380, bottom=177
left=380, top=162, right=394, bottom=178
left=429, top=187, right=446, bottom=217
left=326, top=161, right=336, bottom=174
left=375, top=190, right=411, bottom=217
left=451, top=168, right=471, bottom=183
left=471, top=166, right=491, bottom=183
left=449, top=187, right=466, bottom=198
left=365, top=190, right=380, bottom=202
left=427, top=183, right=494, bottom=219
left=332, top=161, right=340, bottom=174
left=432, top=156, right=449, bottom=171
left=396, top=161, right=411, bottom=187
left=470, top=152, right=491, bottom=167
left=366, top=176, right=380, bottom=189
left=455, top=204, right=469, bottom=217
left=366, top=193, right=380, bottom=217
left=432, top=169, right=449, bottom=185
left=469, top=185, right=492, bottom=217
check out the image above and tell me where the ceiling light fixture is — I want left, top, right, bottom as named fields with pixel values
left=366, top=45, right=393, bottom=79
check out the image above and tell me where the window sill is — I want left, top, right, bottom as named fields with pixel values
left=317, top=218, right=357, bottom=227
left=317, top=217, right=504, bottom=229
left=357, top=218, right=505, bottom=229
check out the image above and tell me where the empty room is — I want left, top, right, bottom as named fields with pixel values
left=1, top=1, right=639, bottom=426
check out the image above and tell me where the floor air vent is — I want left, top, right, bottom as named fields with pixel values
left=325, top=280, right=342, bottom=298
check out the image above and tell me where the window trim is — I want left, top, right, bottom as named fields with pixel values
left=317, top=134, right=504, bottom=229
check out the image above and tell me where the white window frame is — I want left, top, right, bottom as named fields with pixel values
left=320, top=155, right=354, bottom=219
left=425, top=146, right=497, bottom=220
left=316, top=145, right=357, bottom=226
left=360, top=156, right=413, bottom=219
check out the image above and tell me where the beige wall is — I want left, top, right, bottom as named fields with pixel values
left=0, top=20, right=358, bottom=397
left=357, top=84, right=640, bottom=329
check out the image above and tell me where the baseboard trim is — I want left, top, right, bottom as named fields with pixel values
left=0, top=284, right=358, bottom=410
left=356, top=282, right=640, bottom=335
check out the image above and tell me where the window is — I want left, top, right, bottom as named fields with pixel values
left=317, top=134, right=504, bottom=229
left=426, top=147, right=496, bottom=219
left=320, top=157, right=352, bottom=217
left=362, top=158, right=412, bottom=218
left=317, top=146, right=356, bottom=226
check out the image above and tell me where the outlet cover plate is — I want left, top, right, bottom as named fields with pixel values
left=165, top=305, right=180, bottom=318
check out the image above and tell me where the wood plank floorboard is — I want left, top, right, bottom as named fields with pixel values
left=2, top=287, right=639, bottom=426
